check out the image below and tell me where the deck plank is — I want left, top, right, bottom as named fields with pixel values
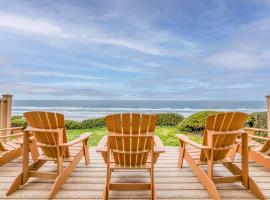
left=0, top=147, right=269, bottom=199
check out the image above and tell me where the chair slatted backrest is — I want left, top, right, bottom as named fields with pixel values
left=200, top=112, right=248, bottom=161
left=106, top=113, right=156, bottom=167
left=24, top=111, right=69, bottom=158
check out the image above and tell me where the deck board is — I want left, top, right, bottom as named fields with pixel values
left=0, top=147, right=270, bottom=199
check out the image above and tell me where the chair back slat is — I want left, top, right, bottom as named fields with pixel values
left=132, top=114, right=140, bottom=134
left=24, top=111, right=69, bottom=158
left=122, top=114, right=131, bottom=165
left=107, top=113, right=156, bottom=167
left=200, top=112, right=248, bottom=161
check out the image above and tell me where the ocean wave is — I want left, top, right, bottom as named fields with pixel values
left=12, top=106, right=266, bottom=120
left=12, top=106, right=265, bottom=112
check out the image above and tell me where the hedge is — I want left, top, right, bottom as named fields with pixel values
left=11, top=115, right=27, bottom=128
left=65, top=120, right=82, bottom=129
left=81, top=117, right=106, bottom=129
left=11, top=112, right=268, bottom=131
left=176, top=111, right=221, bottom=134
left=246, top=112, right=267, bottom=129
left=156, top=113, right=184, bottom=126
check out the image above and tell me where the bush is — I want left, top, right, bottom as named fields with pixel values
left=65, top=120, right=82, bottom=129
left=247, top=112, right=267, bottom=129
left=176, top=111, right=221, bottom=134
left=11, top=116, right=27, bottom=128
left=11, top=115, right=24, bottom=120
left=81, top=117, right=106, bottom=129
left=156, top=113, right=184, bottom=126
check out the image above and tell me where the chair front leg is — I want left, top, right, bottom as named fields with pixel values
left=29, top=139, right=39, bottom=161
left=178, top=140, right=185, bottom=168
left=207, top=150, right=214, bottom=179
left=83, top=139, right=90, bottom=165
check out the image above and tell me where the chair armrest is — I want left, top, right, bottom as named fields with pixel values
left=0, top=127, right=23, bottom=132
left=96, top=135, right=107, bottom=152
left=176, top=134, right=211, bottom=150
left=60, top=132, right=91, bottom=147
left=154, top=135, right=165, bottom=153
left=0, top=132, right=23, bottom=139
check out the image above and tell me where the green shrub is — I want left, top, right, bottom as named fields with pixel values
left=156, top=113, right=184, bottom=126
left=81, top=117, right=106, bottom=129
left=176, top=111, right=221, bottom=134
left=65, top=120, right=82, bottom=129
left=11, top=117, right=27, bottom=128
left=11, top=115, right=24, bottom=120
left=247, top=112, right=267, bottom=129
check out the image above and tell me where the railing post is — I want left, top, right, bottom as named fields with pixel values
left=2, top=94, right=13, bottom=129
left=266, top=95, right=270, bottom=131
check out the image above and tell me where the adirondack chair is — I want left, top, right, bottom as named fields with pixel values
left=6, top=111, right=91, bottom=199
left=177, top=112, right=265, bottom=200
left=0, top=127, right=38, bottom=166
left=99, top=113, right=165, bottom=200
left=97, top=114, right=165, bottom=165
left=229, top=127, right=270, bottom=169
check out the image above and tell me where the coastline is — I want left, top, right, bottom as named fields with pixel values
left=12, top=100, right=266, bottom=120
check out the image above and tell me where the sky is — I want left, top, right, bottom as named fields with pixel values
left=0, top=0, right=270, bottom=100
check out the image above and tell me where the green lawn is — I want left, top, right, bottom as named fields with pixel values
left=67, top=126, right=202, bottom=146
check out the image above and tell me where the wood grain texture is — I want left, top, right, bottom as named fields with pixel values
left=1, top=147, right=270, bottom=199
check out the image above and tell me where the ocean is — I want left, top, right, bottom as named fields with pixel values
left=12, top=100, right=266, bottom=120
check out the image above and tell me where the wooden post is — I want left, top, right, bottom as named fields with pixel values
left=266, top=95, right=270, bottom=130
left=3, top=94, right=13, bottom=129
left=0, top=94, right=13, bottom=136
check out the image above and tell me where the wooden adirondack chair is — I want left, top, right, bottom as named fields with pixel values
left=97, top=114, right=165, bottom=165
left=229, top=127, right=270, bottom=169
left=6, top=111, right=91, bottom=199
left=99, top=113, right=165, bottom=200
left=0, top=127, right=38, bottom=166
left=177, top=112, right=265, bottom=200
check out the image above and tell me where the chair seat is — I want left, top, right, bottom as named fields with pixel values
left=185, top=144, right=233, bottom=165
left=0, top=141, right=21, bottom=152
left=38, top=143, right=84, bottom=161
left=185, top=144, right=201, bottom=160
left=110, top=162, right=151, bottom=169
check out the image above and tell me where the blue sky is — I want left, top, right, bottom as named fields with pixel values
left=0, top=0, right=270, bottom=100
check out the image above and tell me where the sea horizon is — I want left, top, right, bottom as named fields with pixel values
left=12, top=100, right=266, bottom=120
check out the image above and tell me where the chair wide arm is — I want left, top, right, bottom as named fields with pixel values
left=61, top=132, right=92, bottom=147
left=154, top=135, right=165, bottom=153
left=96, top=135, right=107, bottom=153
left=176, top=134, right=210, bottom=150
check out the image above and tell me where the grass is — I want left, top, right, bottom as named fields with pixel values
left=67, top=126, right=203, bottom=146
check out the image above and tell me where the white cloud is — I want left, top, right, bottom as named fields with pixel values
left=205, top=16, right=270, bottom=70
left=0, top=13, right=72, bottom=38
left=25, top=71, right=105, bottom=80
left=205, top=50, right=270, bottom=69
left=0, top=11, right=197, bottom=57
left=82, top=60, right=142, bottom=73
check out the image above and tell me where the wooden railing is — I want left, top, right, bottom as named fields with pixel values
left=267, top=95, right=270, bottom=130
left=0, top=94, right=13, bottom=133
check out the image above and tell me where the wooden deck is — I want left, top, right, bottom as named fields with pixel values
left=0, top=147, right=270, bottom=200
